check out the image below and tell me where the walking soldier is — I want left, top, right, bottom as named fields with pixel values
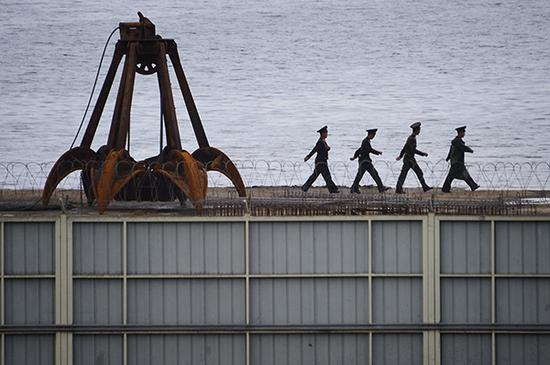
left=395, top=121, right=432, bottom=193
left=442, top=126, right=480, bottom=192
left=302, top=125, right=340, bottom=193
left=350, top=128, right=390, bottom=193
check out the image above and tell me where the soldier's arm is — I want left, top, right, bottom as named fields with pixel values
left=446, top=146, right=452, bottom=161
left=351, top=147, right=361, bottom=160
left=371, top=147, right=382, bottom=155
left=304, top=141, right=319, bottom=161
left=454, top=139, right=473, bottom=153
left=398, top=141, right=408, bottom=159
left=415, top=148, right=428, bottom=157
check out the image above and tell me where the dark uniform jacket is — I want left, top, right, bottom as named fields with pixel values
left=353, top=138, right=381, bottom=163
left=306, top=138, right=330, bottom=163
left=398, top=134, right=427, bottom=162
left=446, top=137, right=473, bottom=165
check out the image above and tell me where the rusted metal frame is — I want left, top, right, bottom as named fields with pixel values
left=156, top=41, right=182, bottom=150
left=80, top=42, right=125, bottom=149
left=107, top=43, right=134, bottom=149
left=114, top=42, right=138, bottom=149
left=107, top=44, right=131, bottom=148
left=167, top=40, right=209, bottom=148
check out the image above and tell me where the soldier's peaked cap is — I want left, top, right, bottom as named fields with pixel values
left=317, top=125, right=328, bottom=133
left=410, top=121, right=422, bottom=129
left=455, top=126, right=467, bottom=132
left=366, top=128, right=378, bottom=133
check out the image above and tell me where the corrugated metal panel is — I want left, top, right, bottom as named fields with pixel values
left=74, top=335, right=123, bottom=365
left=372, top=221, right=422, bottom=273
left=497, top=335, right=550, bottom=365
left=127, top=279, right=245, bottom=325
left=496, top=278, right=550, bottom=323
left=250, top=222, right=368, bottom=274
left=5, top=335, right=54, bottom=365
left=440, top=221, right=491, bottom=274
left=441, top=278, right=491, bottom=323
left=496, top=222, right=550, bottom=274
left=250, top=334, right=369, bottom=365
left=251, top=278, right=368, bottom=325
left=372, top=278, right=422, bottom=323
left=73, top=222, right=122, bottom=275
left=73, top=279, right=123, bottom=324
left=372, top=334, right=422, bottom=365
left=441, top=334, right=491, bottom=365
left=5, top=279, right=54, bottom=324
left=127, top=335, right=245, bottom=365
left=4, top=222, right=54, bottom=274
left=127, top=222, right=245, bottom=274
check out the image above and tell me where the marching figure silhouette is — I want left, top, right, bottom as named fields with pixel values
left=350, top=128, right=390, bottom=193
left=302, top=125, right=339, bottom=193
left=442, top=126, right=480, bottom=192
left=395, top=122, right=432, bottom=194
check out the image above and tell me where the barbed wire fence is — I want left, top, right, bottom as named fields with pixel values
left=1, top=160, right=549, bottom=193
left=1, top=160, right=549, bottom=215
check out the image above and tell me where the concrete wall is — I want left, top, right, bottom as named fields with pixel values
left=0, top=215, right=549, bottom=365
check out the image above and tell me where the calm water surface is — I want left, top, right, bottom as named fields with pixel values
left=1, top=0, right=549, bottom=172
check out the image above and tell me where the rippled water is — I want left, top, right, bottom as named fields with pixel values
left=1, top=0, right=549, bottom=172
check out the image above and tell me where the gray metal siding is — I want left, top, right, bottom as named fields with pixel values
left=127, top=279, right=245, bottom=325
left=372, top=221, right=422, bottom=273
left=250, top=334, right=369, bottom=365
left=127, top=335, right=245, bottom=365
left=441, top=278, right=491, bottom=323
left=5, top=279, right=54, bottom=324
left=73, top=279, right=123, bottom=324
left=250, top=278, right=368, bottom=325
left=5, top=335, right=54, bottom=365
left=372, top=334, right=422, bottom=365
left=4, top=222, right=54, bottom=274
left=372, top=278, right=422, bottom=323
left=250, top=222, right=368, bottom=274
left=127, top=222, right=245, bottom=274
left=441, top=334, right=491, bottom=365
left=74, top=335, right=123, bottom=365
left=496, top=278, right=550, bottom=323
left=496, top=335, right=550, bottom=365
left=496, top=222, right=550, bottom=274
left=440, top=221, right=491, bottom=274
left=73, top=222, right=122, bottom=275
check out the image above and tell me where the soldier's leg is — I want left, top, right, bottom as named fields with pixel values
left=319, top=163, right=339, bottom=193
left=462, top=167, right=479, bottom=190
left=365, top=163, right=385, bottom=191
left=442, top=172, right=454, bottom=192
left=302, top=166, right=321, bottom=192
left=411, top=162, right=432, bottom=190
left=396, top=163, right=411, bottom=193
left=351, top=162, right=367, bottom=192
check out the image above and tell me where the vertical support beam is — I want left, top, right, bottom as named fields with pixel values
left=1, top=221, right=4, bottom=365
left=114, top=43, right=138, bottom=149
left=244, top=218, right=250, bottom=365
left=368, top=220, right=372, bottom=324
left=1, top=221, right=4, bottom=327
left=80, top=43, right=125, bottom=149
left=123, top=221, right=128, bottom=325
left=424, top=213, right=439, bottom=365
left=123, top=221, right=128, bottom=365
left=167, top=41, right=210, bottom=148
left=368, top=332, right=372, bottom=365
left=491, top=220, right=496, bottom=365
left=157, top=42, right=182, bottom=150
left=107, top=51, right=130, bottom=148
left=56, top=215, right=71, bottom=365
